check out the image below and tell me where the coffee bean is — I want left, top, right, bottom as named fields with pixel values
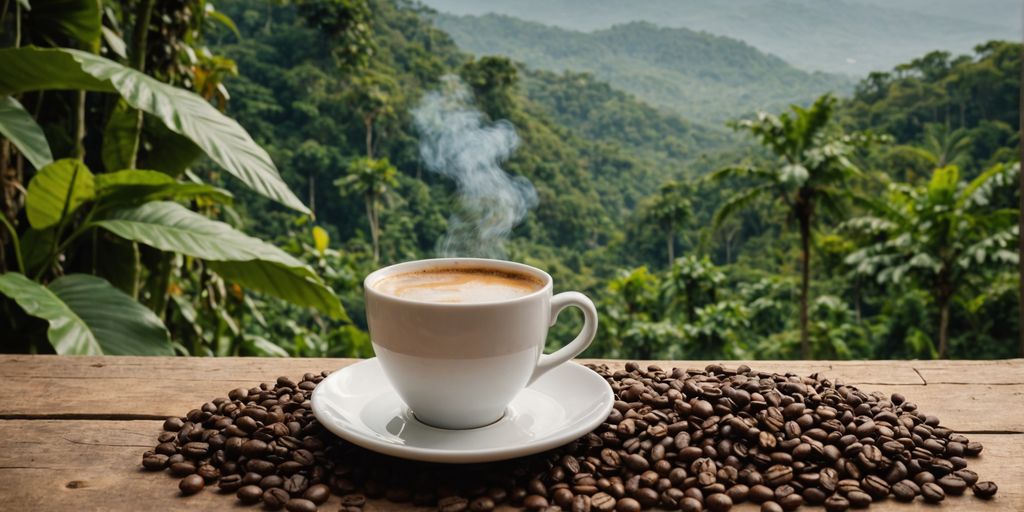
left=972, top=481, right=998, bottom=499
left=938, top=474, right=968, bottom=495
left=236, top=484, right=263, bottom=504
left=300, top=483, right=328, bottom=505
left=760, top=502, right=783, bottom=512
left=591, top=492, right=616, bottom=512
left=624, top=454, right=648, bottom=472
left=705, top=493, right=732, bottom=512
left=846, top=490, right=871, bottom=507
left=142, top=453, right=168, bottom=470
left=263, top=487, right=290, bottom=510
left=469, top=496, right=495, bottom=511
left=921, top=482, right=945, bottom=502
left=340, top=493, right=366, bottom=507
left=169, top=461, right=196, bottom=476
left=679, top=496, right=703, bottom=512
left=615, top=497, right=640, bottom=512
left=764, top=465, right=792, bottom=486
left=283, top=474, right=309, bottom=495
left=824, top=495, right=849, bottom=512
left=163, top=417, right=185, bottom=431
left=892, top=480, right=917, bottom=501
left=524, top=494, right=549, bottom=510
left=179, top=474, right=204, bottom=495
left=284, top=498, right=316, bottom=512
left=572, top=494, right=592, bottom=512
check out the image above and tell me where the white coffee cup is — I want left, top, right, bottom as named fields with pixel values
left=363, top=258, right=598, bottom=430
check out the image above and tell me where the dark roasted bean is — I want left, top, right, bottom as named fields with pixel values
left=972, top=481, right=998, bottom=499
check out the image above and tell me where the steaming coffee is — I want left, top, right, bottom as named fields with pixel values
left=373, top=267, right=543, bottom=304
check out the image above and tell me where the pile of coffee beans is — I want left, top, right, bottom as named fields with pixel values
left=143, top=363, right=998, bottom=511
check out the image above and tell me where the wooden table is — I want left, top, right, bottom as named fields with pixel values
left=0, top=356, right=1021, bottom=511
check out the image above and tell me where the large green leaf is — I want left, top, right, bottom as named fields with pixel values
left=25, top=0, right=102, bottom=47
left=0, top=96, right=53, bottom=169
left=101, top=98, right=140, bottom=172
left=95, top=169, right=233, bottom=206
left=94, top=201, right=346, bottom=319
left=26, top=158, right=95, bottom=229
left=49, top=274, right=172, bottom=355
left=0, top=272, right=100, bottom=354
left=0, top=47, right=309, bottom=213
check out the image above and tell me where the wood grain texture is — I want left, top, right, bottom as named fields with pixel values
left=0, top=420, right=1018, bottom=511
left=0, top=356, right=1021, bottom=511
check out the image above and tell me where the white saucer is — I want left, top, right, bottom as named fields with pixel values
left=311, top=358, right=614, bottom=463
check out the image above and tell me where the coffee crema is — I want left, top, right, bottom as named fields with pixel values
left=373, top=267, right=544, bottom=303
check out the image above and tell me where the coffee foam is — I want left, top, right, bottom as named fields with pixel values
left=373, top=267, right=543, bottom=304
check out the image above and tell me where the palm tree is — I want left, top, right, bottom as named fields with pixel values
left=335, top=157, right=399, bottom=263
left=708, top=94, right=876, bottom=358
left=844, top=163, right=1019, bottom=358
left=641, top=181, right=691, bottom=266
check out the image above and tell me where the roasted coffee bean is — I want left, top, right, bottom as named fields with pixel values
left=761, top=502, right=783, bottom=512
left=824, top=495, right=850, bottom=512
left=283, top=474, right=309, bottom=495
left=615, top=497, right=641, bottom=512
left=169, top=461, right=196, bottom=476
left=523, top=494, right=549, bottom=510
left=591, top=492, right=616, bottom=512
left=179, top=474, right=204, bottom=495
left=705, top=493, right=732, bottom=512
left=284, top=498, right=316, bottom=512
left=938, top=474, right=968, bottom=495
left=263, top=487, right=291, bottom=510
left=260, top=475, right=285, bottom=490
left=764, top=465, right=792, bottom=486
left=891, top=480, right=917, bottom=501
left=846, top=490, right=872, bottom=507
left=340, top=493, right=367, bottom=507
left=469, top=496, right=495, bottom=512
left=298, top=483, right=328, bottom=505
left=972, top=481, right=998, bottom=499
left=679, top=497, right=703, bottom=512
left=237, top=485, right=263, bottom=504
left=142, top=453, right=169, bottom=470
left=921, top=482, right=945, bottom=502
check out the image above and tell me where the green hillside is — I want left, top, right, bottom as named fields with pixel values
left=433, top=14, right=853, bottom=122
left=422, top=0, right=1015, bottom=76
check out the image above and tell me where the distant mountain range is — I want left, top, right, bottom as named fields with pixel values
left=421, top=0, right=1018, bottom=76
left=432, top=13, right=853, bottom=123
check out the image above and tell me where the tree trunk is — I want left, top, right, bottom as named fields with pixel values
left=666, top=232, right=674, bottom=267
left=365, top=193, right=379, bottom=263
left=798, top=212, right=811, bottom=359
left=1018, top=44, right=1024, bottom=358
left=938, top=296, right=951, bottom=358
left=308, top=174, right=316, bottom=219
left=364, top=116, right=374, bottom=159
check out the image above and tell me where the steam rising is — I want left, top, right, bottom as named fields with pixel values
left=413, top=75, right=537, bottom=259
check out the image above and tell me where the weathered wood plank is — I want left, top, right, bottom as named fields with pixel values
left=0, top=356, right=929, bottom=385
left=911, top=360, right=1024, bottom=385
left=6, top=357, right=1023, bottom=431
left=0, top=420, right=1019, bottom=511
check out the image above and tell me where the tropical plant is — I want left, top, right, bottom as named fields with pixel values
left=843, top=163, right=1019, bottom=357
left=640, top=181, right=691, bottom=266
left=660, top=255, right=723, bottom=321
left=0, top=4, right=345, bottom=354
left=335, top=156, right=398, bottom=263
left=708, top=94, right=879, bottom=358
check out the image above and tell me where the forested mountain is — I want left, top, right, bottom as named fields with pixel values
left=434, top=14, right=851, bottom=122
left=209, top=0, right=726, bottom=295
left=421, top=0, right=1016, bottom=75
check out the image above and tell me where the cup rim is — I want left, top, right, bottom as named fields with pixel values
left=363, top=257, right=553, bottom=307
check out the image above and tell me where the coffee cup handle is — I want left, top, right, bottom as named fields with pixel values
left=528, top=291, right=598, bottom=386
